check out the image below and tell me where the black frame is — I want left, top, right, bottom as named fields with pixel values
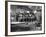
left=5, top=1, right=45, bottom=36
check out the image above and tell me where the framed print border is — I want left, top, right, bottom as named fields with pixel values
left=5, top=1, right=45, bottom=36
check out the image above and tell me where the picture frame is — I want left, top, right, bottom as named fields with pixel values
left=5, top=1, right=45, bottom=36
